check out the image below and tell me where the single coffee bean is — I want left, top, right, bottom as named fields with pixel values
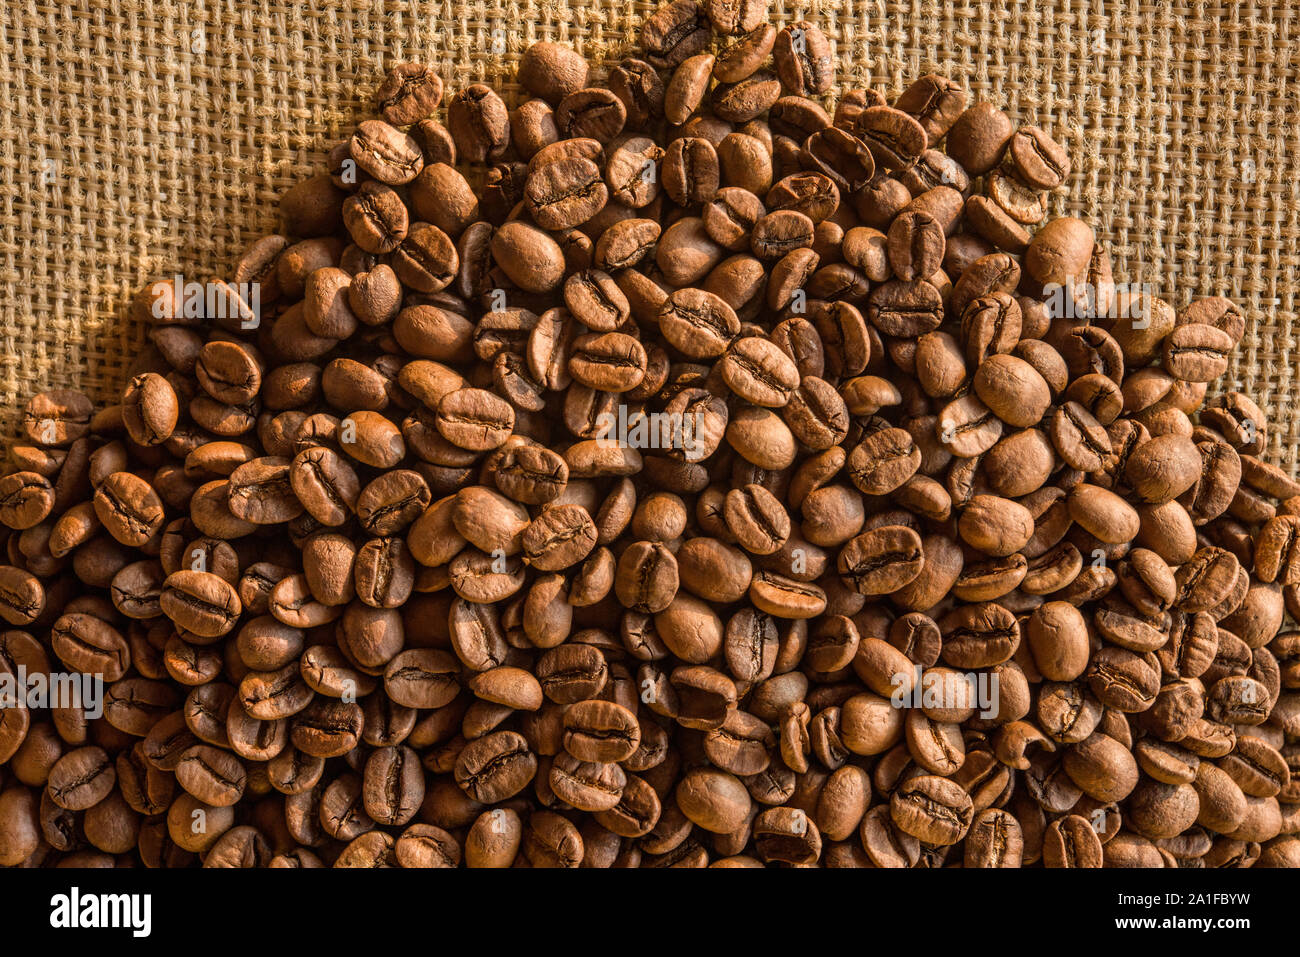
left=894, top=73, right=967, bottom=144
left=448, top=84, right=511, bottom=162
left=175, top=745, right=247, bottom=807
left=890, top=774, right=973, bottom=845
left=856, top=106, right=927, bottom=171
left=374, top=61, right=444, bottom=124
left=122, top=373, right=180, bottom=446
left=522, top=505, right=598, bottom=571
left=659, top=287, right=740, bottom=358
left=525, top=156, right=608, bottom=230
left=455, top=730, right=538, bottom=803
left=837, top=525, right=924, bottom=595
left=47, top=747, right=116, bottom=811
left=868, top=279, right=944, bottom=338
left=161, top=570, right=243, bottom=638
left=1163, top=322, right=1234, bottom=382
left=93, top=472, right=165, bottom=547
left=0, top=566, right=44, bottom=629
left=1004, top=126, right=1071, bottom=190
left=946, top=102, right=1013, bottom=174
left=436, top=388, right=515, bottom=451
left=350, top=119, right=424, bottom=185
left=887, top=209, right=945, bottom=282
left=641, top=0, right=712, bottom=68
left=568, top=333, right=648, bottom=393
left=1041, top=814, right=1104, bottom=867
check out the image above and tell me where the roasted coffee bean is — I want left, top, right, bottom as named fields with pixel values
left=228, top=457, right=303, bottom=525
left=384, top=649, right=459, bottom=709
left=436, top=388, right=515, bottom=451
left=964, top=808, right=1023, bottom=867
left=374, top=61, right=444, bottom=125
left=455, top=731, right=537, bottom=803
left=1050, top=401, right=1113, bottom=472
left=608, top=58, right=667, bottom=129
left=47, top=747, right=116, bottom=811
left=713, top=71, right=782, bottom=125
left=523, top=505, right=598, bottom=571
left=93, top=472, right=165, bottom=547
left=525, top=156, right=608, bottom=230
left=838, top=525, right=923, bottom=595
left=947, top=102, right=1014, bottom=175
left=175, top=744, right=247, bottom=807
left=556, top=89, right=627, bottom=144
left=895, top=73, right=967, bottom=144
left=350, top=119, right=424, bottom=185
left=641, top=0, right=712, bottom=68
left=1041, top=814, right=1103, bottom=868
left=771, top=20, right=832, bottom=95
left=24, top=390, right=93, bottom=447
left=986, top=169, right=1046, bottom=224
left=665, top=54, right=715, bottom=123
left=161, top=571, right=243, bottom=638
left=659, top=287, right=740, bottom=358
left=1004, top=126, right=1071, bottom=190
left=614, top=541, right=680, bottom=613
left=937, top=394, right=1003, bottom=458
left=890, top=775, right=973, bottom=845
left=1024, top=215, right=1094, bottom=287
left=392, top=223, right=458, bottom=294
left=564, top=270, right=630, bottom=332
left=868, top=279, right=943, bottom=338
left=569, top=333, right=648, bottom=393
left=0, top=564, right=43, bottom=624
left=492, top=221, right=565, bottom=292
left=1163, top=322, right=1235, bottom=383
left=448, top=84, right=511, bottom=163
left=887, top=209, right=945, bottom=282
left=856, top=106, right=927, bottom=171
left=718, top=336, right=799, bottom=407
left=122, top=373, right=180, bottom=446
left=518, top=42, right=590, bottom=105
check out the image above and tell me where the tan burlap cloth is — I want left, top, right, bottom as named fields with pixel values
left=2, top=0, right=1297, bottom=470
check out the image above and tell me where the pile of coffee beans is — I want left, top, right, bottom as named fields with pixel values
left=1, top=0, right=1298, bottom=868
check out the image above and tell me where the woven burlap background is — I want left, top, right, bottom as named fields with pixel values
left=2, top=0, right=1298, bottom=471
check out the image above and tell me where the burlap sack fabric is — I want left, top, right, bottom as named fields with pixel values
left=3, top=0, right=1298, bottom=470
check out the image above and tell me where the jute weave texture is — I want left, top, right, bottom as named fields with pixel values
left=2, top=0, right=1297, bottom=469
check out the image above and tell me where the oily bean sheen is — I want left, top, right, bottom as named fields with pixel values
left=2, top=4, right=1295, bottom=872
